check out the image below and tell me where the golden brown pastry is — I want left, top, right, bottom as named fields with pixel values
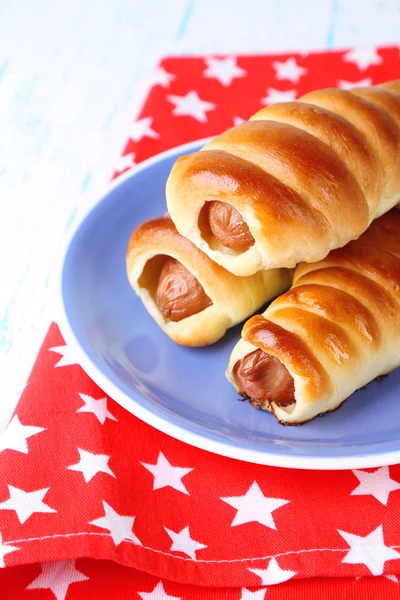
left=226, top=209, right=400, bottom=424
left=166, top=80, right=400, bottom=276
left=126, top=216, right=290, bottom=347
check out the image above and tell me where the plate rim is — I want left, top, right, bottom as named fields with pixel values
left=58, top=138, right=400, bottom=471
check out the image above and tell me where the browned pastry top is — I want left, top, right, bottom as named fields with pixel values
left=230, top=209, right=400, bottom=422
left=166, top=80, right=400, bottom=275
left=242, top=315, right=334, bottom=402
left=206, top=119, right=369, bottom=233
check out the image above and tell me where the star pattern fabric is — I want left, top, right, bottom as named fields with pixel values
left=338, top=525, right=400, bottom=576
left=0, top=416, right=44, bottom=455
left=261, top=88, right=297, bottom=105
left=164, top=526, right=207, bottom=560
left=0, top=486, right=56, bottom=524
left=114, top=150, right=136, bottom=175
left=350, top=466, right=400, bottom=505
left=272, top=57, right=306, bottom=83
left=249, top=558, right=296, bottom=586
left=221, top=481, right=289, bottom=529
left=0, top=533, right=19, bottom=568
left=89, top=501, right=141, bottom=546
left=49, top=345, right=80, bottom=368
left=130, top=117, right=159, bottom=142
left=77, top=393, right=118, bottom=425
left=67, top=448, right=116, bottom=483
left=203, top=56, right=247, bottom=86
left=338, top=77, right=373, bottom=89
left=343, top=48, right=383, bottom=70
left=26, top=560, right=89, bottom=600
left=1, top=46, right=400, bottom=599
left=167, top=90, right=216, bottom=122
left=139, top=580, right=181, bottom=599
left=141, top=451, right=193, bottom=495
left=151, top=66, right=175, bottom=88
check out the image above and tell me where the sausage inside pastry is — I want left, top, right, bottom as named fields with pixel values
left=166, top=80, right=400, bottom=276
left=126, top=216, right=290, bottom=347
left=227, top=209, right=400, bottom=424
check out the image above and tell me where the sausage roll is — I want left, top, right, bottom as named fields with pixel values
left=166, top=80, right=400, bottom=276
left=226, top=209, right=400, bottom=424
left=126, top=216, right=290, bottom=347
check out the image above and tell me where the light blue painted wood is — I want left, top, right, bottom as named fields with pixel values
left=1, top=0, right=399, bottom=429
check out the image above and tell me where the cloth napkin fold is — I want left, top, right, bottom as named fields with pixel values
left=1, top=47, right=400, bottom=599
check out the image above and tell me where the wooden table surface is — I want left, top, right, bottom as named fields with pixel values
left=1, top=0, right=400, bottom=428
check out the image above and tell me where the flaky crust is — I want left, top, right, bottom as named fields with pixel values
left=126, top=216, right=290, bottom=346
left=226, top=210, right=400, bottom=424
left=166, top=80, right=400, bottom=276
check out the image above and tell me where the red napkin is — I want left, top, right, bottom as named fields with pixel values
left=1, top=47, right=400, bottom=600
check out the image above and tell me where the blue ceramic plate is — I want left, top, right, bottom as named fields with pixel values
left=59, top=139, right=400, bottom=470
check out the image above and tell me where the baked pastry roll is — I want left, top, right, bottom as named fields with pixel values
left=126, top=216, right=290, bottom=347
left=166, top=80, right=400, bottom=276
left=226, top=209, right=400, bottom=424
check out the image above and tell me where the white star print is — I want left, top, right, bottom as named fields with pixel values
left=203, top=56, right=246, bottom=87
left=141, top=452, right=193, bottom=495
left=249, top=557, right=296, bottom=585
left=152, top=66, right=175, bottom=87
left=26, top=560, right=89, bottom=600
left=0, top=415, right=45, bottom=455
left=114, top=151, right=136, bottom=174
left=164, top=526, right=207, bottom=560
left=89, top=501, right=141, bottom=546
left=343, top=48, right=382, bottom=70
left=221, top=481, right=289, bottom=529
left=167, top=90, right=216, bottom=122
left=240, top=587, right=266, bottom=599
left=0, top=486, right=56, bottom=524
left=67, top=448, right=116, bottom=483
left=338, top=525, right=400, bottom=576
left=386, top=574, right=399, bottom=583
left=351, top=466, right=400, bottom=506
left=273, top=57, right=306, bottom=83
left=339, top=78, right=372, bottom=90
left=49, top=345, right=79, bottom=368
left=77, top=393, right=117, bottom=425
left=0, top=533, right=19, bottom=568
left=233, top=116, right=245, bottom=126
left=130, top=117, right=159, bottom=142
left=261, top=88, right=296, bottom=106
left=139, top=581, right=181, bottom=600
